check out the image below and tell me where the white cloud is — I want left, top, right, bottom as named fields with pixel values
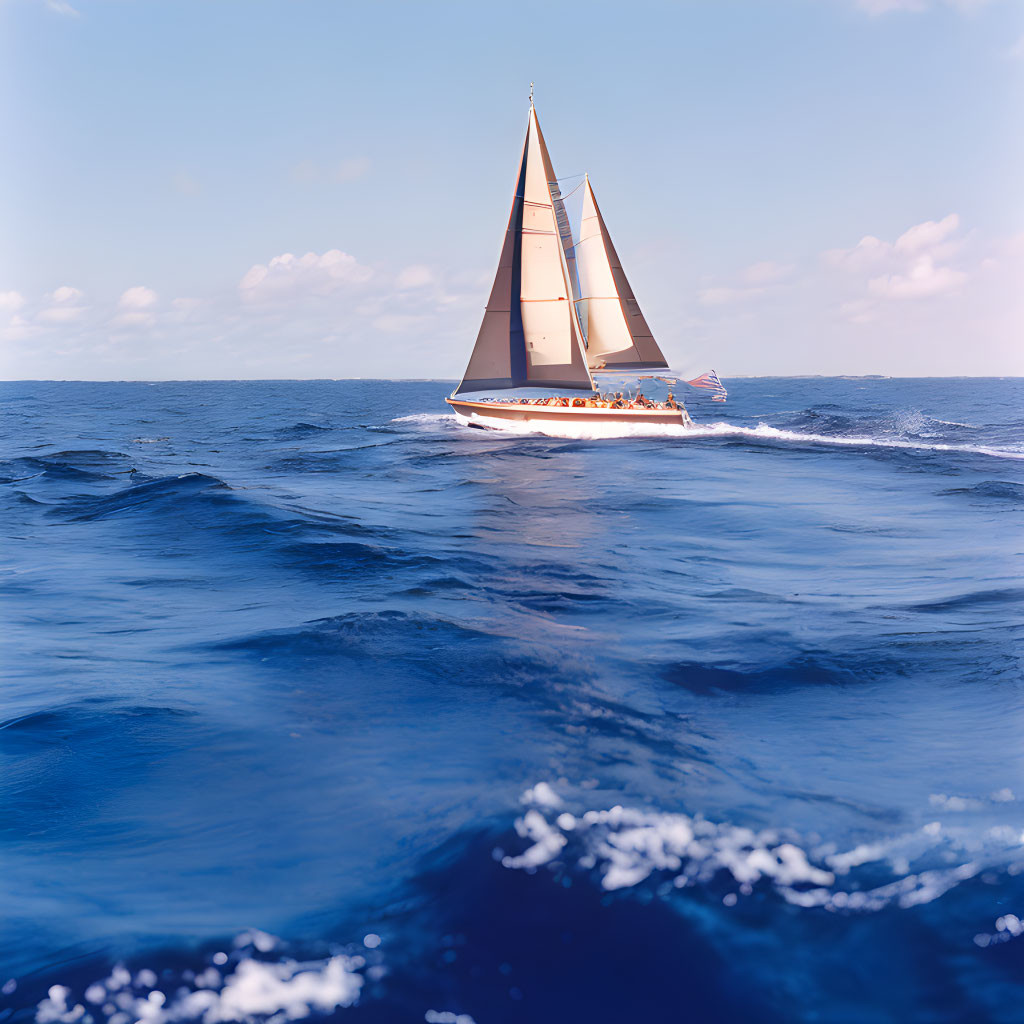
left=0, top=315, right=38, bottom=342
left=1, top=242, right=493, bottom=378
left=35, top=285, right=89, bottom=324
left=697, top=260, right=795, bottom=305
left=823, top=234, right=889, bottom=270
left=119, top=286, right=158, bottom=309
left=868, top=255, right=967, bottom=298
left=240, top=249, right=373, bottom=300
left=396, top=265, right=435, bottom=289
left=6, top=213, right=1019, bottom=380
left=0, top=290, right=25, bottom=313
left=893, top=213, right=959, bottom=255
left=824, top=212, right=967, bottom=301
left=681, top=214, right=1021, bottom=375
left=45, top=0, right=80, bottom=15
left=52, top=285, right=83, bottom=304
left=37, top=305, right=87, bottom=324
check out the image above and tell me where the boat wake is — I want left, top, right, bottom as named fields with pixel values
left=428, top=411, right=1024, bottom=460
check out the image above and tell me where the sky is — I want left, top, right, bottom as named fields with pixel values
left=1, top=0, right=1021, bottom=380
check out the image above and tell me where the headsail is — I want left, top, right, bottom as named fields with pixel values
left=455, top=105, right=594, bottom=394
left=575, top=175, right=669, bottom=371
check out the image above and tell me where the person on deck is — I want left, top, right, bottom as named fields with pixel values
left=665, top=392, right=678, bottom=409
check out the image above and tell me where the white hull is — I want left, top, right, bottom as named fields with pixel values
left=446, top=397, right=693, bottom=428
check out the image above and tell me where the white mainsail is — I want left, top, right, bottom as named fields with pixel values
left=455, top=105, right=594, bottom=394
left=575, top=175, right=669, bottom=371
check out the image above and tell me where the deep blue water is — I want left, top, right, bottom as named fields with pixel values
left=2, top=378, right=1023, bottom=1024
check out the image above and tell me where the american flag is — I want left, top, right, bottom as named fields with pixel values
left=685, top=370, right=727, bottom=400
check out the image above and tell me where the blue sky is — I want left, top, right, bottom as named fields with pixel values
left=1, top=0, right=1021, bottom=379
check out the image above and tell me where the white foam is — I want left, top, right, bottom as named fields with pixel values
left=232, top=930, right=279, bottom=954
left=929, top=793, right=982, bottom=812
left=187, top=956, right=362, bottom=1022
left=425, top=1012, right=477, bottom=1024
left=503, top=809, right=567, bottom=869
left=520, top=781, right=562, bottom=808
left=36, top=986, right=85, bottom=1024
left=390, top=413, right=457, bottom=426
left=507, top=783, right=1024, bottom=913
left=452, top=412, right=1024, bottom=459
left=34, top=939, right=366, bottom=1024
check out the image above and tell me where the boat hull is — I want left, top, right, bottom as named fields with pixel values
left=446, top=398, right=690, bottom=427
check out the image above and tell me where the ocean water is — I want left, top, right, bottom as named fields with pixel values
left=1, top=377, right=1022, bottom=1024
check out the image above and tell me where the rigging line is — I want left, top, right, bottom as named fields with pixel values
left=552, top=178, right=585, bottom=201
left=565, top=229, right=603, bottom=249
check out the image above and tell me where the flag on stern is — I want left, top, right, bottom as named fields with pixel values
left=685, top=370, right=727, bottom=400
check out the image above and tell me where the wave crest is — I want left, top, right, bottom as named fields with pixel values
left=503, top=783, right=1024, bottom=914
left=31, top=933, right=369, bottom=1024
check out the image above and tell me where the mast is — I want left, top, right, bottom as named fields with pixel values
left=575, top=175, right=669, bottom=371
left=455, top=102, right=594, bottom=394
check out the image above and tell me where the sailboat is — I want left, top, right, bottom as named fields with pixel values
left=446, top=97, right=694, bottom=429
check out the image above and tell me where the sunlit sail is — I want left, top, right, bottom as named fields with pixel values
left=455, top=104, right=593, bottom=394
left=575, top=175, right=669, bottom=372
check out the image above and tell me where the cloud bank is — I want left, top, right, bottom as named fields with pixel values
left=1, top=214, right=1021, bottom=379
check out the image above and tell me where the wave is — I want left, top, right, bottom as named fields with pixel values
left=448, top=411, right=1024, bottom=460
left=274, top=422, right=334, bottom=438
left=25, top=931, right=371, bottom=1024
left=903, top=587, right=1024, bottom=614
left=204, top=608, right=583, bottom=696
left=0, top=451, right=127, bottom=484
left=939, top=480, right=1024, bottom=502
left=661, top=655, right=866, bottom=694
left=62, top=473, right=229, bottom=521
left=503, top=783, right=1024, bottom=914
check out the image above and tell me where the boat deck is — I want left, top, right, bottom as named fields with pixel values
left=446, top=397, right=692, bottom=427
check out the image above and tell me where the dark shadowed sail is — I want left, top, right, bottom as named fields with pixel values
left=455, top=105, right=594, bottom=394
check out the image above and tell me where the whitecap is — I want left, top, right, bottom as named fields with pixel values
left=505, top=782, right=1024, bottom=914
left=33, top=937, right=366, bottom=1024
